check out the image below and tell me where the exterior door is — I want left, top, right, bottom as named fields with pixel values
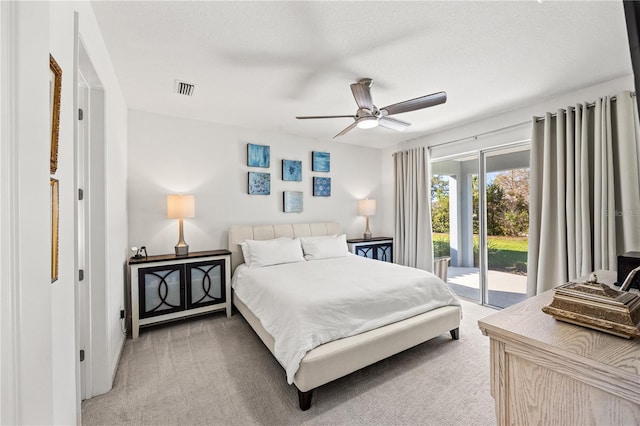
left=481, top=147, right=530, bottom=308
left=431, top=144, right=530, bottom=309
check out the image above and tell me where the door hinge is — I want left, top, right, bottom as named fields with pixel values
left=78, top=188, right=84, bottom=201
left=80, top=350, right=85, bottom=362
left=79, top=269, right=84, bottom=281
left=78, top=108, right=84, bottom=120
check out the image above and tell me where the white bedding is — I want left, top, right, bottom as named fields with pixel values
left=232, top=255, right=460, bottom=384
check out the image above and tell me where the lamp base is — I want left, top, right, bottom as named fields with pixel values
left=175, top=218, right=189, bottom=256
left=363, top=215, right=372, bottom=240
left=175, top=244, right=189, bottom=256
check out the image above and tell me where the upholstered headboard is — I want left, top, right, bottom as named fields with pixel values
left=228, top=222, right=343, bottom=272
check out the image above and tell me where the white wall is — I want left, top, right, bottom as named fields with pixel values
left=47, top=3, right=128, bottom=421
left=0, top=2, right=127, bottom=424
left=0, top=3, right=53, bottom=424
left=378, top=75, right=636, bottom=237
left=71, top=1, right=129, bottom=397
left=49, top=4, right=78, bottom=423
left=128, top=109, right=384, bottom=256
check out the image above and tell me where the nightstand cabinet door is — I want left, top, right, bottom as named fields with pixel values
left=354, top=245, right=376, bottom=259
left=186, top=259, right=226, bottom=310
left=376, top=243, right=393, bottom=262
left=138, top=265, right=185, bottom=319
left=347, top=238, right=394, bottom=263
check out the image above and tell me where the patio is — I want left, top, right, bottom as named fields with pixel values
left=446, top=266, right=527, bottom=308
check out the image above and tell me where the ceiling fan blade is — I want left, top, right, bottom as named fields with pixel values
left=333, top=122, right=358, bottom=138
left=350, top=82, right=374, bottom=110
left=381, top=91, right=447, bottom=116
left=296, top=115, right=356, bottom=119
left=378, top=116, right=411, bottom=131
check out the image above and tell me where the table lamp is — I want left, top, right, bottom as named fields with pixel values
left=167, top=194, right=195, bottom=256
left=358, top=198, right=376, bottom=239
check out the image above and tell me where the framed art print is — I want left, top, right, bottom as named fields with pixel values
left=50, top=54, right=62, bottom=175
left=247, top=143, right=270, bottom=168
left=313, top=177, right=331, bottom=196
left=50, top=178, right=59, bottom=283
left=283, top=191, right=303, bottom=213
left=282, top=159, right=302, bottom=181
left=248, top=172, right=271, bottom=195
left=312, top=151, right=330, bottom=172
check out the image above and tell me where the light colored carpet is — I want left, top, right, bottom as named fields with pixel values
left=82, top=299, right=497, bottom=425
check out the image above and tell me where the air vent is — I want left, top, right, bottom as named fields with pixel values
left=174, top=80, right=195, bottom=96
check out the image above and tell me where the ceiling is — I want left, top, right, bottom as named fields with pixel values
left=90, top=1, right=632, bottom=149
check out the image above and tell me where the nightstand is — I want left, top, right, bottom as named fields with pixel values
left=127, top=249, right=231, bottom=339
left=347, top=237, right=393, bottom=262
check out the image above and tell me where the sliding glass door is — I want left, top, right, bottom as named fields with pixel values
left=482, top=147, right=530, bottom=308
left=431, top=154, right=480, bottom=302
left=431, top=144, right=530, bottom=309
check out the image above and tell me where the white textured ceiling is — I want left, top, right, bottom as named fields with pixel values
left=90, top=1, right=632, bottom=149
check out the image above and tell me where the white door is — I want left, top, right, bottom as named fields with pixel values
left=76, top=75, right=90, bottom=400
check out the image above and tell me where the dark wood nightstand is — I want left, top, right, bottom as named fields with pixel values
left=347, top=237, right=393, bottom=262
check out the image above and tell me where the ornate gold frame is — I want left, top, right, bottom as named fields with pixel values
left=51, top=178, right=59, bottom=283
left=49, top=54, right=62, bottom=175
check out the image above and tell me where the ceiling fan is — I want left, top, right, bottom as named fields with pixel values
left=296, top=78, right=447, bottom=138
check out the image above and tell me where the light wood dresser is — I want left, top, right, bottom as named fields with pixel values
left=478, top=271, right=640, bottom=425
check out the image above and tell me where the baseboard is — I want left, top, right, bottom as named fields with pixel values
left=111, top=334, right=126, bottom=385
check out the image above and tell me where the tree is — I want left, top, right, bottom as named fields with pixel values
left=492, top=169, right=530, bottom=236
left=431, top=175, right=450, bottom=233
left=487, top=182, right=514, bottom=235
left=431, top=168, right=530, bottom=237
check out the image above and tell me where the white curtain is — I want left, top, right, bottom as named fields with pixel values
left=528, top=91, right=640, bottom=296
left=393, top=147, right=433, bottom=271
left=613, top=93, right=640, bottom=256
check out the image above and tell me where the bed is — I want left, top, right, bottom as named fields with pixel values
left=229, top=222, right=461, bottom=410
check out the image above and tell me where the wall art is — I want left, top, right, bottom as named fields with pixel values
left=50, top=54, right=62, bottom=175
left=283, top=191, right=303, bottom=213
left=50, top=178, right=59, bottom=283
left=282, top=159, right=302, bottom=181
left=247, top=143, right=270, bottom=168
left=248, top=172, right=271, bottom=195
left=313, top=177, right=331, bottom=197
left=312, top=151, right=330, bottom=172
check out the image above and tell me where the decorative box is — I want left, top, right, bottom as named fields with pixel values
left=542, top=275, right=640, bottom=339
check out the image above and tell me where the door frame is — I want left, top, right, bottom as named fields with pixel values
left=74, top=26, right=110, bottom=403
left=478, top=141, right=531, bottom=307
left=430, top=140, right=530, bottom=308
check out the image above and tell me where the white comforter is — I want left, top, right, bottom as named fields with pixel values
left=232, top=255, right=460, bottom=384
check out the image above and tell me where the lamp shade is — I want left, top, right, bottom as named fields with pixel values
left=167, top=194, right=195, bottom=219
left=358, top=199, right=376, bottom=216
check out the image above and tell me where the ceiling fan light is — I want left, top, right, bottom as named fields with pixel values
left=357, top=116, right=378, bottom=129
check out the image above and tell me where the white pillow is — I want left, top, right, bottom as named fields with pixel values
left=300, top=234, right=350, bottom=260
left=240, top=237, right=293, bottom=265
left=242, top=238, right=305, bottom=268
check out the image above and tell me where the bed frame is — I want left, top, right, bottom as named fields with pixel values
left=228, top=222, right=461, bottom=410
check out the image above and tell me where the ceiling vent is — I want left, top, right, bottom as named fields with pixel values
left=174, top=80, right=195, bottom=96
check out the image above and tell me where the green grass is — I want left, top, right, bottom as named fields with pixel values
left=433, top=233, right=528, bottom=273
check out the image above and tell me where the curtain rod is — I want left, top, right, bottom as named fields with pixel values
left=426, top=91, right=637, bottom=149
left=427, top=120, right=530, bottom=150
left=534, top=91, right=637, bottom=122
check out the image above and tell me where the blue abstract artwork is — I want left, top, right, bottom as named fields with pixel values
left=247, top=143, right=270, bottom=168
left=283, top=191, right=303, bottom=213
left=312, top=151, right=330, bottom=172
left=282, top=159, right=302, bottom=181
left=313, top=177, right=331, bottom=197
left=248, top=172, right=270, bottom=195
